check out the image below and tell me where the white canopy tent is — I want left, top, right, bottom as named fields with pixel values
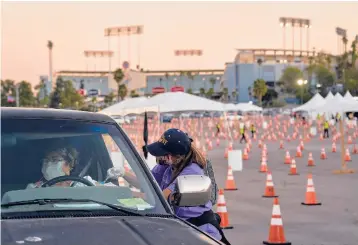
left=99, top=97, right=152, bottom=116
left=102, top=92, right=227, bottom=116
left=344, top=91, right=357, bottom=104
left=236, top=103, right=263, bottom=112
left=223, top=103, right=238, bottom=111
left=325, top=91, right=334, bottom=100
left=314, top=95, right=358, bottom=116
left=292, top=93, right=325, bottom=112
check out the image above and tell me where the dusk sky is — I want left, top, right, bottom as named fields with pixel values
left=2, top=1, right=358, bottom=85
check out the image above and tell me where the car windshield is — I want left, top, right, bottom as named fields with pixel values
left=1, top=118, right=168, bottom=215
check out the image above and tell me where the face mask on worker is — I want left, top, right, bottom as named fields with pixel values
left=42, top=161, right=66, bottom=180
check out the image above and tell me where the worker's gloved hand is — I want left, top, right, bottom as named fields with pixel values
left=105, top=167, right=125, bottom=182
left=73, top=175, right=98, bottom=187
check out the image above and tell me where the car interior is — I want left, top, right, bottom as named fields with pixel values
left=1, top=133, right=114, bottom=198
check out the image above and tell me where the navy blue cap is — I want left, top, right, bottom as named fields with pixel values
left=147, top=128, right=192, bottom=157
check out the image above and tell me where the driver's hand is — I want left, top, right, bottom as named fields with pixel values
left=73, top=176, right=98, bottom=187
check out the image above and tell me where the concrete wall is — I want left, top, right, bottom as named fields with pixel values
left=146, top=74, right=223, bottom=94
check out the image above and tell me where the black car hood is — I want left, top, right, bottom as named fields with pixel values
left=1, top=215, right=220, bottom=245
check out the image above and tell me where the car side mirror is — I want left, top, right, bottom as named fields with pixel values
left=172, top=175, right=211, bottom=207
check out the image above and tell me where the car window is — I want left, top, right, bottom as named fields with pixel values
left=1, top=118, right=167, bottom=214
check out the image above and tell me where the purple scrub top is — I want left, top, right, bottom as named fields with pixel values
left=151, top=162, right=221, bottom=241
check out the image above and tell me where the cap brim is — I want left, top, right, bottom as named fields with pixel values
left=147, top=142, right=170, bottom=157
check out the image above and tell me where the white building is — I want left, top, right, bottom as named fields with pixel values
left=54, top=70, right=147, bottom=96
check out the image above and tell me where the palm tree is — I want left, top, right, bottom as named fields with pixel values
left=308, top=56, right=314, bottom=65
left=187, top=71, right=194, bottom=91
left=253, top=79, right=268, bottom=106
left=199, top=88, right=206, bottom=97
left=209, top=77, right=216, bottom=89
left=257, top=58, right=263, bottom=79
left=342, top=36, right=348, bottom=54
left=222, top=87, right=228, bottom=102
left=47, top=41, right=53, bottom=90
left=104, top=92, right=115, bottom=105
left=165, top=72, right=170, bottom=91
left=159, top=77, right=163, bottom=88
left=206, top=88, right=214, bottom=98
left=351, top=40, right=357, bottom=65
left=91, top=96, right=97, bottom=111
left=113, top=68, right=125, bottom=101
left=231, top=90, right=237, bottom=102
left=130, top=89, right=139, bottom=97
left=325, top=55, right=332, bottom=69
left=118, top=84, right=128, bottom=100
left=179, top=71, right=185, bottom=87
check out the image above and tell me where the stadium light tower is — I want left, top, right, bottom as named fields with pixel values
left=279, top=17, right=311, bottom=52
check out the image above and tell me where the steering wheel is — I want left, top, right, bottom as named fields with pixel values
left=41, top=176, right=95, bottom=187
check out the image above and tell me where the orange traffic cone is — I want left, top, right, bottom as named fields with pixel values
left=307, top=152, right=315, bottom=167
left=288, top=159, right=299, bottom=175
left=228, top=142, right=233, bottom=151
left=263, top=172, right=278, bottom=198
left=216, top=138, right=220, bottom=146
left=296, top=146, right=302, bottom=158
left=301, top=174, right=322, bottom=206
left=279, top=140, right=284, bottom=149
left=332, top=142, right=337, bottom=153
left=284, top=151, right=291, bottom=164
left=242, top=148, right=249, bottom=160
left=224, top=165, right=238, bottom=191
left=345, top=149, right=351, bottom=161
left=320, top=147, right=327, bottom=160
left=347, top=136, right=353, bottom=144
left=263, top=198, right=291, bottom=245
left=300, top=140, right=304, bottom=151
left=353, top=144, right=358, bottom=154
left=217, top=189, right=233, bottom=229
left=246, top=143, right=251, bottom=153
left=260, top=156, right=268, bottom=173
left=224, top=148, right=228, bottom=159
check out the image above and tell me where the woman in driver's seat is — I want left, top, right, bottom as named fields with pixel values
left=27, top=147, right=98, bottom=188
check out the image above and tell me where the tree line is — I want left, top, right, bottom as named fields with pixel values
left=278, top=39, right=358, bottom=104
left=2, top=39, right=357, bottom=109
left=1, top=68, right=135, bottom=111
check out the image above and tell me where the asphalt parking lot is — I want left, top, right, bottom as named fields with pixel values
left=208, top=124, right=358, bottom=245
left=124, top=118, right=358, bottom=245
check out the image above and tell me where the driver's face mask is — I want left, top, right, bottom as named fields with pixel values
left=42, top=161, right=66, bottom=181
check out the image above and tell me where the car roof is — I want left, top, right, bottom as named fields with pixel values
left=1, top=107, right=116, bottom=124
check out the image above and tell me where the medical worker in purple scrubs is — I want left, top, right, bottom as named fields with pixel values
left=148, top=128, right=230, bottom=245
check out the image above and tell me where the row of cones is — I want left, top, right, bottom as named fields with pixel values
left=218, top=173, right=321, bottom=245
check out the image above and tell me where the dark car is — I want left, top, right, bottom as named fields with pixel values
left=1, top=108, right=220, bottom=245
left=162, top=114, right=173, bottom=123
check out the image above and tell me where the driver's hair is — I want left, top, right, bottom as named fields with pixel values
left=43, top=146, right=79, bottom=169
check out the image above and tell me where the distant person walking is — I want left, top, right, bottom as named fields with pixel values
left=323, top=120, right=329, bottom=138
left=250, top=124, right=256, bottom=138
left=240, top=125, right=247, bottom=143
left=216, top=123, right=220, bottom=136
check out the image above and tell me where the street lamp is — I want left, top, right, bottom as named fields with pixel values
left=316, top=83, right=322, bottom=94
left=297, top=79, right=308, bottom=104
